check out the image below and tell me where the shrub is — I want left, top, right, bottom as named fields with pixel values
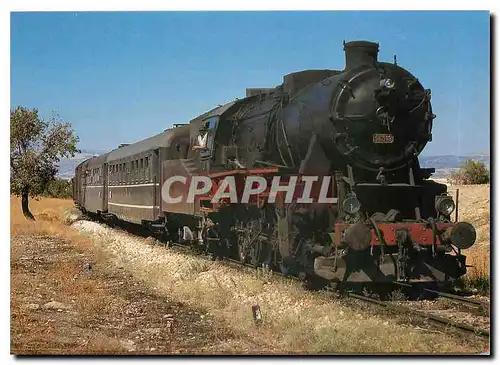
left=447, top=160, right=490, bottom=185
left=42, top=179, right=72, bottom=199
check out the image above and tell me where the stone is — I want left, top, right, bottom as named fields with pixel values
left=120, top=339, right=136, bottom=352
left=22, top=303, right=40, bottom=310
left=43, top=301, right=71, bottom=311
left=144, top=328, right=161, bottom=336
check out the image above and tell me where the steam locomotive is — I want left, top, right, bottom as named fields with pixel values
left=73, top=40, right=476, bottom=285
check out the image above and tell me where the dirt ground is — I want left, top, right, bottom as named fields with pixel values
left=10, top=234, right=266, bottom=355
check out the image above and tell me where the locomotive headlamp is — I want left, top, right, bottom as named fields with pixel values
left=381, top=78, right=395, bottom=89
left=342, top=195, right=361, bottom=215
left=435, top=195, right=456, bottom=216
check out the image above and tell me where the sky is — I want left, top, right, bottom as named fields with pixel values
left=10, top=11, right=490, bottom=156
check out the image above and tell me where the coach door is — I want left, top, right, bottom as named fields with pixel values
left=103, top=162, right=108, bottom=212
left=81, top=170, right=87, bottom=207
left=153, top=148, right=160, bottom=219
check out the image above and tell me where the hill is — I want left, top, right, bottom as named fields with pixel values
left=57, top=151, right=490, bottom=180
left=420, top=154, right=490, bottom=179
left=56, top=150, right=106, bottom=180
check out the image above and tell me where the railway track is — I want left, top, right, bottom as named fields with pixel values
left=347, top=292, right=490, bottom=338
left=393, top=280, right=487, bottom=307
left=79, top=214, right=490, bottom=339
left=164, top=237, right=491, bottom=340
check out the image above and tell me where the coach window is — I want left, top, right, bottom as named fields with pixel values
left=139, top=158, right=143, bottom=181
left=130, top=160, right=134, bottom=184
left=131, top=160, right=135, bottom=181
left=126, top=161, right=130, bottom=184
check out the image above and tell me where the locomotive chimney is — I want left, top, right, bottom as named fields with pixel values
left=343, top=40, right=379, bottom=71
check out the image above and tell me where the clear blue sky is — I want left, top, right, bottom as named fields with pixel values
left=11, top=11, right=490, bottom=156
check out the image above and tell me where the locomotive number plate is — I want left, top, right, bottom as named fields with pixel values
left=373, top=134, right=394, bottom=144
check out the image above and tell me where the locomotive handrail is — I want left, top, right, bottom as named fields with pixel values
left=355, top=183, right=422, bottom=187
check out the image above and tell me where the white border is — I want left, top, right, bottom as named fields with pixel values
left=4, top=3, right=497, bottom=364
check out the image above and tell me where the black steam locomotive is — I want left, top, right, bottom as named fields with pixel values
left=73, top=40, right=476, bottom=285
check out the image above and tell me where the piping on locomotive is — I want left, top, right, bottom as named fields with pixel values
left=73, top=40, right=476, bottom=284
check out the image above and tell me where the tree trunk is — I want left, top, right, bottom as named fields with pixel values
left=21, top=190, right=35, bottom=220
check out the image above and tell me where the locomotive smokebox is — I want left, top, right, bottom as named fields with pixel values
left=343, top=40, right=379, bottom=71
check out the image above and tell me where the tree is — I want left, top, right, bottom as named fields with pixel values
left=10, top=106, right=79, bottom=219
left=448, top=159, right=490, bottom=185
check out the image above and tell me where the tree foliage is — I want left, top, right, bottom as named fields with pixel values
left=10, top=106, right=79, bottom=218
left=448, top=159, right=490, bottom=185
left=42, top=179, right=73, bottom=199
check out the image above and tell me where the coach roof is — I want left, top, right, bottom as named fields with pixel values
left=105, top=124, right=190, bottom=162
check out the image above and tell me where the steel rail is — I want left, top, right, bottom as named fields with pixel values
left=423, top=288, right=486, bottom=307
left=348, top=292, right=490, bottom=338
left=392, top=281, right=487, bottom=308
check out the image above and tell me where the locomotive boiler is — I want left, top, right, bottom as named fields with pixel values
left=74, top=40, right=476, bottom=286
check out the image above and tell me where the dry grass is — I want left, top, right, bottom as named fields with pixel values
left=73, top=220, right=488, bottom=354
left=11, top=195, right=490, bottom=354
left=11, top=197, right=251, bottom=355
left=445, top=183, right=490, bottom=293
left=10, top=196, right=86, bottom=246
